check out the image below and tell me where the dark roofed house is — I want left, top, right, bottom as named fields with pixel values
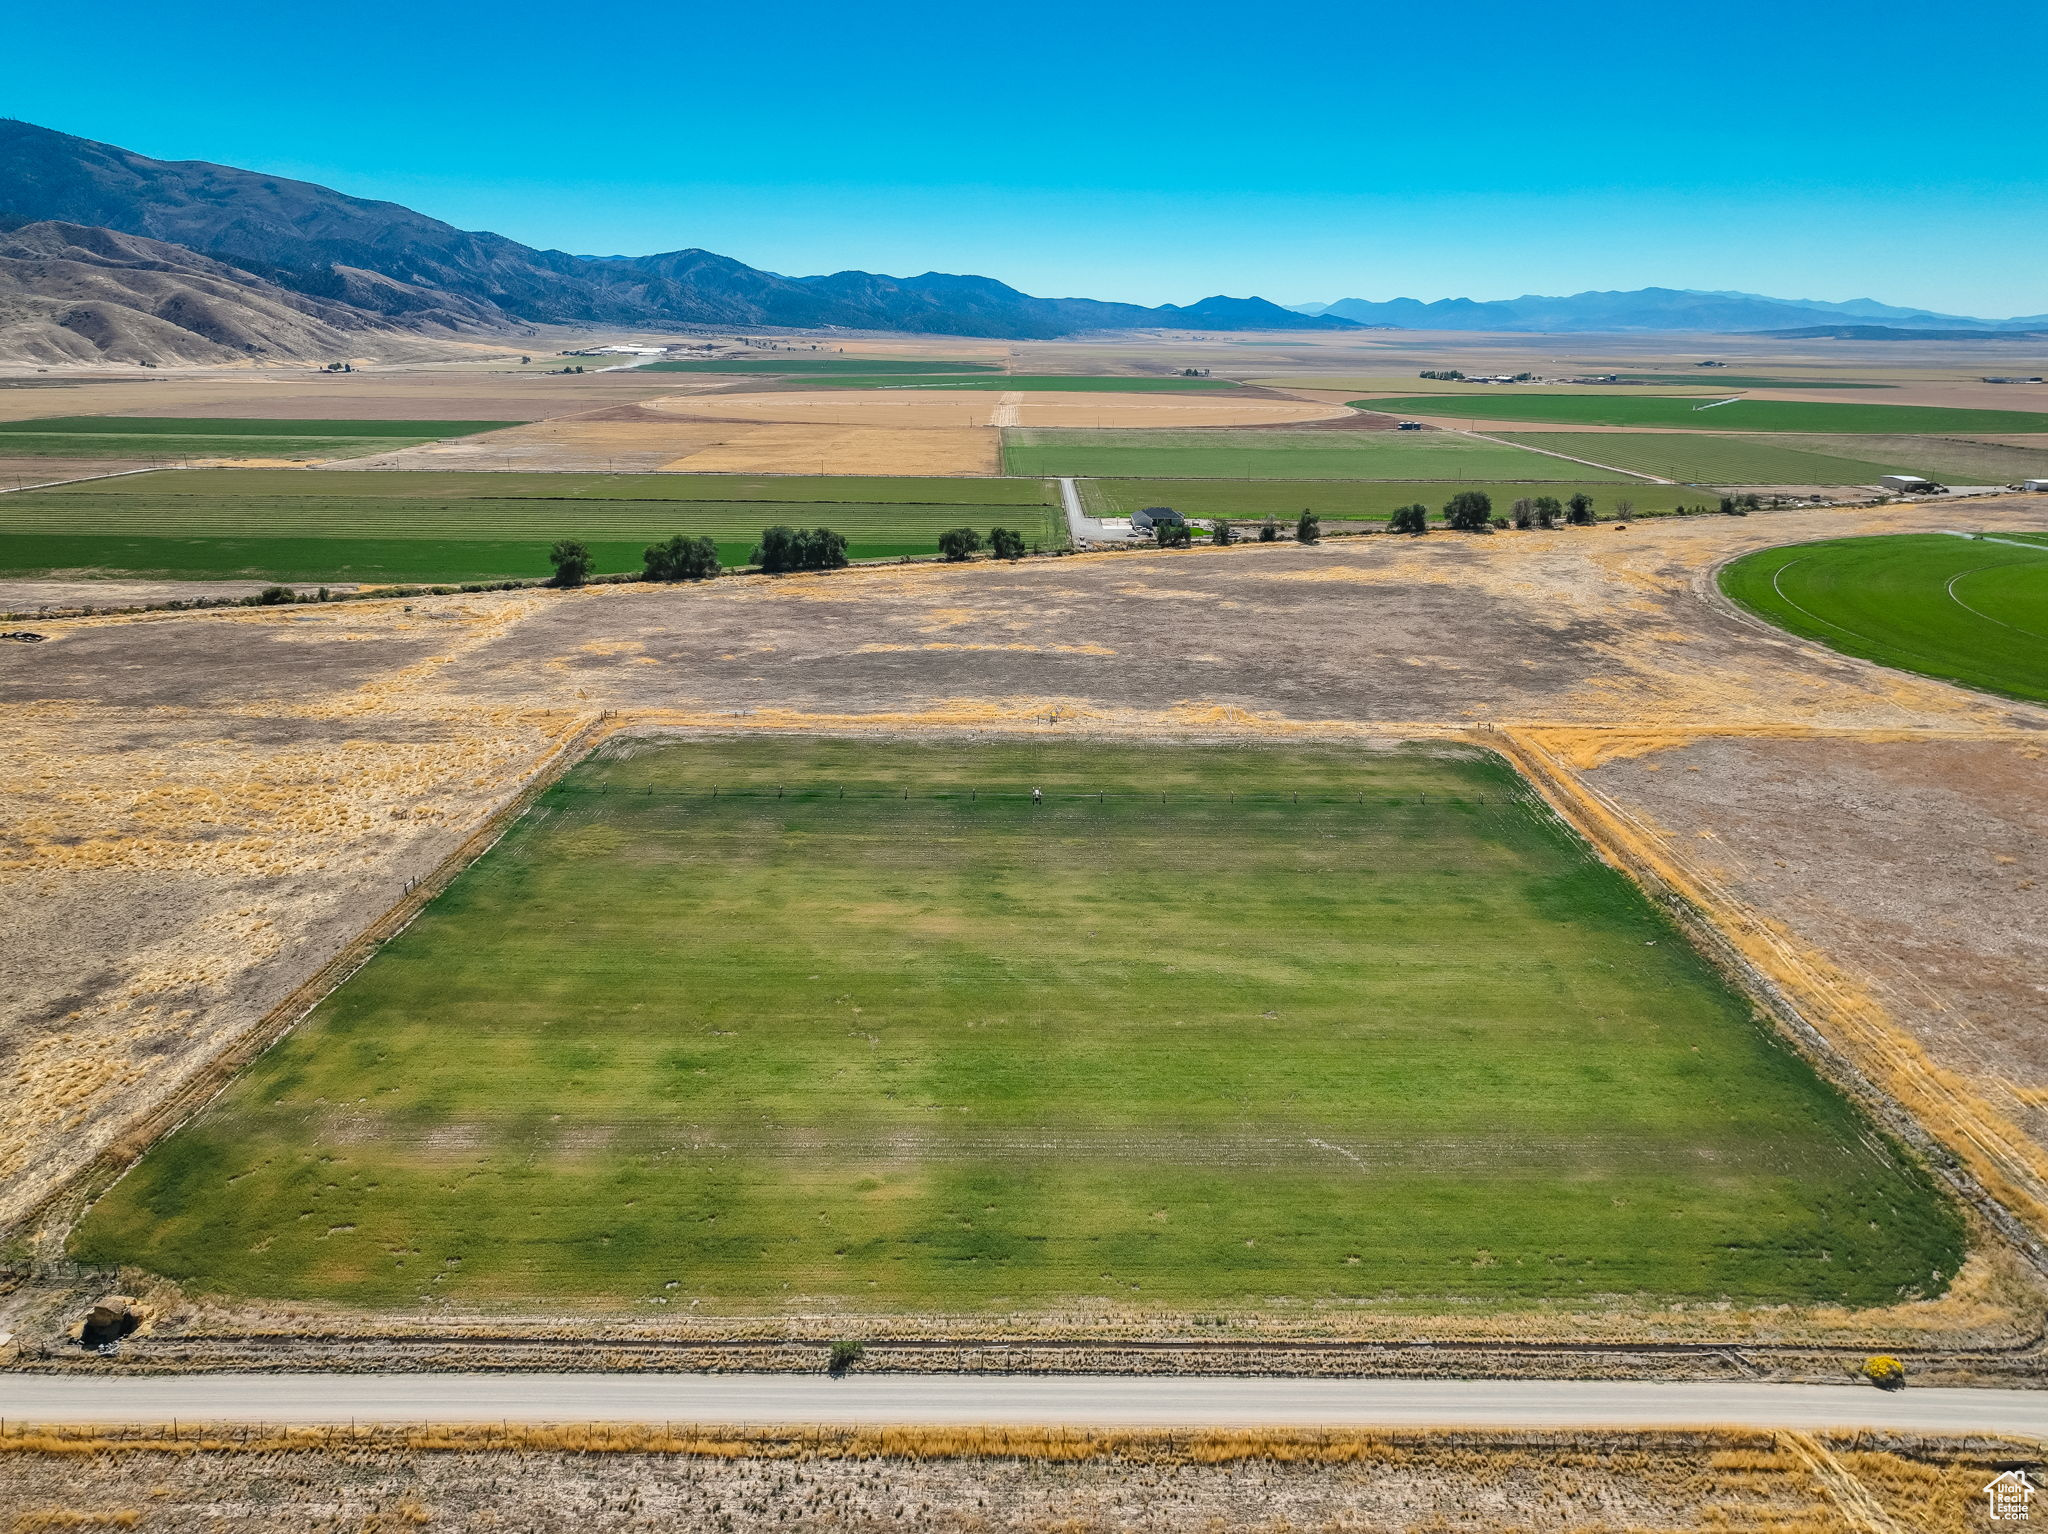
left=1131, top=506, right=1184, bottom=533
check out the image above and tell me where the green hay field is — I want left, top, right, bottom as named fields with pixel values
left=1494, top=434, right=1913, bottom=485
left=1356, top=395, right=2048, bottom=434
left=1720, top=533, right=2048, bottom=703
left=824, top=375, right=1240, bottom=392
left=1077, top=479, right=1706, bottom=522
left=1501, top=432, right=2048, bottom=486
left=0, top=470, right=1060, bottom=582
left=71, top=738, right=1962, bottom=1313
left=0, top=417, right=516, bottom=460
left=637, top=358, right=1002, bottom=374
left=1003, top=429, right=1596, bottom=480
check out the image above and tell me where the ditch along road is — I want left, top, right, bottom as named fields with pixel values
left=3, top=1375, right=2046, bottom=1434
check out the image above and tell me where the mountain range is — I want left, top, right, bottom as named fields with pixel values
left=1290, top=289, right=2048, bottom=334
left=0, top=119, right=1351, bottom=363
left=3, top=117, right=2041, bottom=366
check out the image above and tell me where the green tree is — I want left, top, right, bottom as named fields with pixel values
left=938, top=526, right=984, bottom=561
left=753, top=525, right=800, bottom=573
left=1295, top=510, right=1320, bottom=544
left=1258, top=515, right=1280, bottom=543
left=643, top=534, right=721, bottom=582
left=1154, top=519, right=1191, bottom=548
left=798, top=527, right=849, bottom=569
left=1388, top=503, right=1429, bottom=534
left=1443, top=490, right=1493, bottom=531
left=988, top=526, right=1026, bottom=560
left=1510, top=497, right=1535, bottom=530
left=1613, top=497, right=1636, bottom=521
left=1567, top=492, right=1596, bottom=525
left=548, top=538, right=592, bottom=587
left=1211, top=518, right=1235, bottom=546
left=1532, top=495, right=1563, bottom=529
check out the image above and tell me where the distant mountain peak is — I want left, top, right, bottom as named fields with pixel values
left=1310, top=287, right=2032, bottom=333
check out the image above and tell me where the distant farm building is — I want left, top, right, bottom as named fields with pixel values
left=1878, top=474, right=1941, bottom=493
left=1131, top=507, right=1185, bottom=533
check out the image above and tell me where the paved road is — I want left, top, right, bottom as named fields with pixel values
left=1056, top=477, right=1134, bottom=546
left=4, top=1375, right=2045, bottom=1434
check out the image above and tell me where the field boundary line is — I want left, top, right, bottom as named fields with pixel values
left=1449, top=429, right=1670, bottom=483
left=1491, top=725, right=2048, bottom=1272
left=14, top=709, right=616, bottom=1256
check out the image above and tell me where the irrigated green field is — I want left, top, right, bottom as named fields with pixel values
left=827, top=375, right=1240, bottom=392
left=0, top=469, right=1062, bottom=581
left=0, top=417, right=516, bottom=460
left=1357, top=395, right=2048, bottom=434
left=1078, top=479, right=1705, bottom=522
left=71, top=739, right=1962, bottom=1313
left=1721, top=533, right=2048, bottom=703
left=638, top=358, right=1002, bottom=374
left=1003, top=429, right=1595, bottom=480
left=1494, top=434, right=1914, bottom=485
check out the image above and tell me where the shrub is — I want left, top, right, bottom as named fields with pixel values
left=1387, top=503, right=1429, bottom=535
left=1567, top=492, right=1596, bottom=525
left=548, top=539, right=593, bottom=588
left=1532, top=496, right=1563, bottom=529
left=827, top=1340, right=865, bottom=1377
left=1861, top=1355, right=1906, bottom=1389
left=938, top=527, right=984, bottom=561
left=255, top=585, right=296, bottom=606
left=1295, top=510, right=1320, bottom=544
left=1259, top=515, right=1279, bottom=543
left=1212, top=518, right=1235, bottom=546
left=1511, top=497, right=1535, bottom=530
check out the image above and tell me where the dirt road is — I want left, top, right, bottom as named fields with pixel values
left=3, top=1374, right=2044, bottom=1433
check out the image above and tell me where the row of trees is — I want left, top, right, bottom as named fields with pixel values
left=544, top=523, right=1036, bottom=585
left=754, top=526, right=849, bottom=574
left=939, top=527, right=1029, bottom=561
left=1161, top=512, right=1321, bottom=549
left=1385, top=491, right=1611, bottom=536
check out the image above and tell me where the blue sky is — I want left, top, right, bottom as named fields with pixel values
left=10, top=0, right=2046, bottom=315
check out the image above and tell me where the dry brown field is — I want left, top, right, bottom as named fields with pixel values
left=0, top=1425, right=2027, bottom=1534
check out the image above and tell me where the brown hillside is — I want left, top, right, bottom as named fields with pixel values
left=0, top=220, right=483, bottom=365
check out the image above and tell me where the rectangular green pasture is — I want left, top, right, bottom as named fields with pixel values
left=1002, top=428, right=1592, bottom=480
left=0, top=417, right=518, bottom=460
left=1357, top=394, right=2048, bottom=434
left=1076, top=479, right=1710, bottom=523
left=1493, top=434, right=1913, bottom=485
left=71, top=738, right=1961, bottom=1313
left=0, top=470, right=1062, bottom=580
left=637, top=358, right=1002, bottom=374
left=1765, top=434, right=2048, bottom=484
left=818, top=375, right=1240, bottom=392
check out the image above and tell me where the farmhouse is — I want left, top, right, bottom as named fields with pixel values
left=1130, top=506, right=1185, bottom=533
